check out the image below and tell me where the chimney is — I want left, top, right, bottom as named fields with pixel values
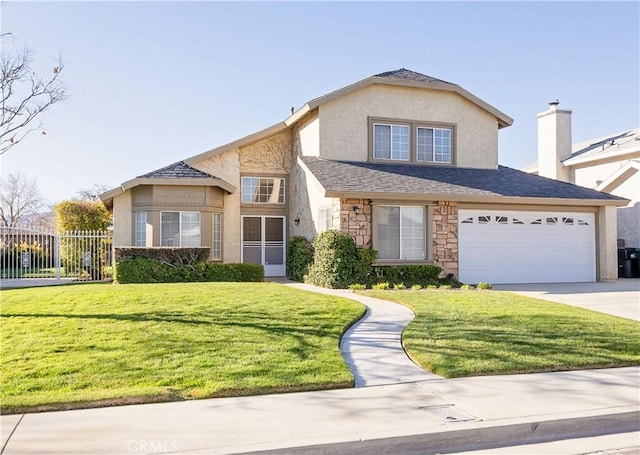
left=537, top=100, right=572, bottom=181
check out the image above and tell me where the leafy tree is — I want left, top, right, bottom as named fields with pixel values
left=0, top=172, right=44, bottom=227
left=54, top=200, right=111, bottom=280
left=1, top=35, right=66, bottom=155
left=54, top=200, right=110, bottom=231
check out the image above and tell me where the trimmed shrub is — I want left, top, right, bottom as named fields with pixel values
left=306, top=231, right=372, bottom=289
left=373, top=265, right=442, bottom=287
left=114, top=247, right=210, bottom=264
left=393, top=283, right=406, bottom=290
left=411, top=284, right=422, bottom=291
left=348, top=283, right=366, bottom=291
left=477, top=282, right=493, bottom=290
left=114, top=258, right=263, bottom=284
left=372, top=282, right=390, bottom=290
left=286, top=236, right=313, bottom=282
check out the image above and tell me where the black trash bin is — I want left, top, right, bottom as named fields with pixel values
left=619, top=248, right=640, bottom=278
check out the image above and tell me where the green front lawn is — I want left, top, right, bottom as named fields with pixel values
left=1, top=282, right=364, bottom=413
left=365, top=290, right=640, bottom=378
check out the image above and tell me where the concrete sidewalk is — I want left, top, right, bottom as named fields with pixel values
left=285, top=282, right=442, bottom=386
left=2, top=367, right=638, bottom=454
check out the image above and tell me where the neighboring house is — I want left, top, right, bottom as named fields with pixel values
left=523, top=102, right=639, bottom=248
left=100, top=69, right=626, bottom=284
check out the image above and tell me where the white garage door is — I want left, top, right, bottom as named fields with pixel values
left=458, top=210, right=596, bottom=284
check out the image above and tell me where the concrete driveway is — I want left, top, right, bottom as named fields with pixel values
left=493, top=279, right=640, bottom=321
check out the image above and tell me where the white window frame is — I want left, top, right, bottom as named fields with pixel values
left=160, top=211, right=201, bottom=247
left=212, top=212, right=222, bottom=260
left=417, top=127, right=452, bottom=163
left=373, top=123, right=410, bottom=161
left=375, top=205, right=427, bottom=261
left=241, top=177, right=286, bottom=204
left=318, top=207, right=333, bottom=232
left=134, top=211, right=147, bottom=247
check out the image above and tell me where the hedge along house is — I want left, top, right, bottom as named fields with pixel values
left=101, top=69, right=627, bottom=283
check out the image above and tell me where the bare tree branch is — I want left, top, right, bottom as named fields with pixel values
left=0, top=39, right=66, bottom=155
left=0, top=172, right=45, bottom=227
left=76, top=184, right=112, bottom=201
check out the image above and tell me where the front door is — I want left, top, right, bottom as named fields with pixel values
left=242, top=216, right=286, bottom=277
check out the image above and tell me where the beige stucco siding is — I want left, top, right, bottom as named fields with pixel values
left=290, top=157, right=335, bottom=239
left=112, top=191, right=132, bottom=247
left=598, top=205, right=619, bottom=281
left=297, top=113, right=320, bottom=157
left=191, top=130, right=294, bottom=263
left=192, top=150, right=241, bottom=262
left=572, top=159, right=636, bottom=190
left=614, top=171, right=639, bottom=246
left=317, top=84, right=499, bottom=168
left=239, top=130, right=293, bottom=174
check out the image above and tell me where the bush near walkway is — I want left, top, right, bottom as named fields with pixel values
left=1, top=282, right=365, bottom=414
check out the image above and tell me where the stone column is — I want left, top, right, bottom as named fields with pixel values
left=432, top=201, right=458, bottom=277
left=340, top=198, right=372, bottom=248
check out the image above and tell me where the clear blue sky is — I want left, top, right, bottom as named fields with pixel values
left=1, top=1, right=638, bottom=206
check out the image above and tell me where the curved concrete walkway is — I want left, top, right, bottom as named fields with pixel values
left=283, top=282, right=442, bottom=387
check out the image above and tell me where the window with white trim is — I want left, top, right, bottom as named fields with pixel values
left=134, top=212, right=147, bottom=246
left=373, top=124, right=410, bottom=160
left=318, top=207, right=333, bottom=232
left=417, top=127, right=452, bottom=163
left=212, top=212, right=222, bottom=260
left=161, top=212, right=201, bottom=246
left=241, top=177, right=285, bottom=204
left=375, top=206, right=426, bottom=260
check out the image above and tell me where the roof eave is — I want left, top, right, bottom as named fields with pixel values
left=99, top=177, right=237, bottom=209
left=563, top=147, right=640, bottom=167
left=285, top=76, right=513, bottom=129
left=323, top=190, right=627, bottom=207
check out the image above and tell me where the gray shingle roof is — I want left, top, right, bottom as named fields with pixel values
left=565, top=128, right=640, bottom=162
left=374, top=68, right=457, bottom=86
left=301, top=157, right=624, bottom=201
left=138, top=161, right=214, bottom=179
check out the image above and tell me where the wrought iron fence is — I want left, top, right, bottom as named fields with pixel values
left=0, top=227, right=113, bottom=283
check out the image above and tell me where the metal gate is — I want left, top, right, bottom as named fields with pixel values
left=0, top=227, right=113, bottom=286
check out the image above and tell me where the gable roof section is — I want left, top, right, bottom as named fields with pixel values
left=99, top=161, right=236, bottom=209
left=301, top=157, right=626, bottom=206
left=182, top=68, right=513, bottom=166
left=138, top=161, right=215, bottom=179
left=523, top=127, right=640, bottom=172
left=374, top=68, right=457, bottom=85
left=595, top=159, right=640, bottom=193
left=563, top=128, right=640, bottom=166
left=286, top=68, right=514, bottom=129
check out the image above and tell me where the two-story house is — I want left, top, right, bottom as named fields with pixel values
left=100, top=69, right=626, bottom=284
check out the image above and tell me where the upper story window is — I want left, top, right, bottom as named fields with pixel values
left=242, top=177, right=285, bottom=204
left=369, top=118, right=455, bottom=165
left=373, top=124, right=409, bottom=161
left=417, top=127, right=452, bottom=163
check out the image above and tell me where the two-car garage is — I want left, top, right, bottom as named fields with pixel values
left=458, top=209, right=596, bottom=284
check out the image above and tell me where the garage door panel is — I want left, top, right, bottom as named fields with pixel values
left=459, top=210, right=596, bottom=284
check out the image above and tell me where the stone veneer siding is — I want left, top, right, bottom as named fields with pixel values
left=340, top=198, right=372, bottom=248
left=338, top=198, right=459, bottom=278
left=432, top=201, right=458, bottom=277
